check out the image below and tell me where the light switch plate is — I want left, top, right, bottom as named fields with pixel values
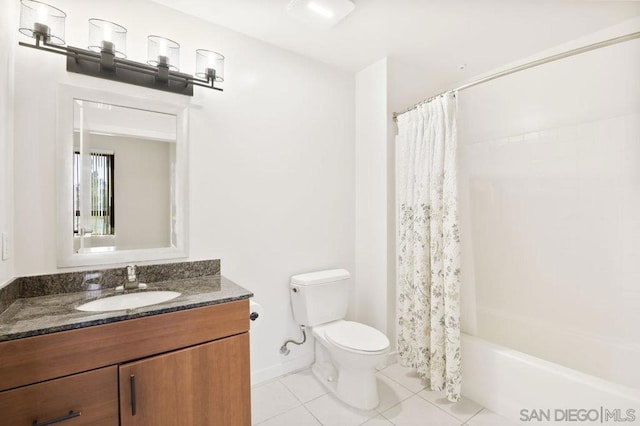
left=1, top=232, right=8, bottom=261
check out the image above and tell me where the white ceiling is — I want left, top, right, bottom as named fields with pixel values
left=151, top=0, right=640, bottom=79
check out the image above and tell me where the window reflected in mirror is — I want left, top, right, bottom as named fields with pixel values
left=73, top=151, right=115, bottom=236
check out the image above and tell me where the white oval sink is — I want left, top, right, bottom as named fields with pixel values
left=76, top=291, right=181, bottom=312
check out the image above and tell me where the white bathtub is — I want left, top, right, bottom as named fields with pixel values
left=461, top=334, right=640, bottom=425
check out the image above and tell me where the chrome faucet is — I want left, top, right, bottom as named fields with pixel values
left=124, top=265, right=139, bottom=290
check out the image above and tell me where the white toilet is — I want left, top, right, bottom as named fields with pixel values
left=290, top=269, right=390, bottom=410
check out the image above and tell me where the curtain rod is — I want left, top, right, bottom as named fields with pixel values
left=392, top=31, right=640, bottom=121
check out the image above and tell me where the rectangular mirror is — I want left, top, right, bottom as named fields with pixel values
left=57, top=86, right=188, bottom=267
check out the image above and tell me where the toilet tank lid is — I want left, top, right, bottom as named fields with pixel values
left=290, top=269, right=351, bottom=286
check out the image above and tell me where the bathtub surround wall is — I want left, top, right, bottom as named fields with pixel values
left=457, top=18, right=640, bottom=419
left=458, top=24, right=640, bottom=388
left=0, top=1, right=17, bottom=288
left=11, top=0, right=354, bottom=384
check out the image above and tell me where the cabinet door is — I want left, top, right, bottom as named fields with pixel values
left=0, top=365, right=118, bottom=426
left=119, top=333, right=251, bottom=426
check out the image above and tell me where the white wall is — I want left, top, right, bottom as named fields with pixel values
left=353, top=57, right=450, bottom=349
left=458, top=20, right=640, bottom=388
left=11, top=0, right=354, bottom=382
left=354, top=58, right=390, bottom=335
left=107, top=136, right=171, bottom=250
left=0, top=0, right=16, bottom=288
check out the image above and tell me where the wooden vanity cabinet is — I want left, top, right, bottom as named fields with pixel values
left=0, top=299, right=251, bottom=426
left=119, top=333, right=250, bottom=426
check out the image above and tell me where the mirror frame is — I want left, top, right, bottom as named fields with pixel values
left=56, top=85, right=189, bottom=267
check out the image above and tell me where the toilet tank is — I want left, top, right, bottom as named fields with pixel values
left=290, top=269, right=351, bottom=326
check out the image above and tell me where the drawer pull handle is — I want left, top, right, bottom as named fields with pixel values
left=130, top=374, right=137, bottom=416
left=32, top=410, right=81, bottom=426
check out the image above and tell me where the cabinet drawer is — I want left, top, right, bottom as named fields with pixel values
left=0, top=366, right=118, bottom=426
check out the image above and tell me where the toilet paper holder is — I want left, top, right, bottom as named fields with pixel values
left=249, top=300, right=263, bottom=326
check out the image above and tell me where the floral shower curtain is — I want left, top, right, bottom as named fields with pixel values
left=396, top=92, right=461, bottom=402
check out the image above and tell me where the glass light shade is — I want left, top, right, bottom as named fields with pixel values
left=18, top=0, right=66, bottom=45
left=195, top=50, right=224, bottom=82
left=147, top=36, right=180, bottom=71
left=88, top=19, right=127, bottom=59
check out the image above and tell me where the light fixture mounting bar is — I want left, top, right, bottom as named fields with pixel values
left=18, top=36, right=222, bottom=96
left=65, top=46, right=195, bottom=96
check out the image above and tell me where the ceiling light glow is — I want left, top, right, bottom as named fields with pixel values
left=307, top=1, right=335, bottom=19
left=286, top=0, right=355, bottom=28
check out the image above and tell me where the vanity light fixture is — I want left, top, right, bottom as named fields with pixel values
left=18, top=0, right=225, bottom=96
left=147, top=36, right=180, bottom=70
left=88, top=19, right=127, bottom=59
left=195, top=49, right=225, bottom=82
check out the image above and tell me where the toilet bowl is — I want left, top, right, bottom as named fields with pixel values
left=311, top=320, right=389, bottom=409
left=289, top=269, right=390, bottom=410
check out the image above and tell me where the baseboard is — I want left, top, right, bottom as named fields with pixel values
left=251, top=352, right=315, bottom=387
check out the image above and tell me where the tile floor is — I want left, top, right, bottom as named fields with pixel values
left=251, top=363, right=518, bottom=425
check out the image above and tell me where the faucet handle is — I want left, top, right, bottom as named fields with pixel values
left=126, top=265, right=137, bottom=282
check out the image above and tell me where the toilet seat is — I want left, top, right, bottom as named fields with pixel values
left=324, top=321, right=389, bottom=354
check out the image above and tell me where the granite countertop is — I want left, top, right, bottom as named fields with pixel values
left=0, top=274, right=253, bottom=342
